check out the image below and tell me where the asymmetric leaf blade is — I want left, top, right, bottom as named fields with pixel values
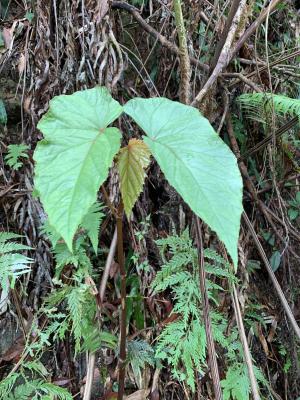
left=117, top=139, right=151, bottom=218
left=34, top=87, right=122, bottom=250
left=124, top=98, right=243, bottom=266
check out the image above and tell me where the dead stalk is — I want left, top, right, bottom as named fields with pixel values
left=173, top=0, right=191, bottom=104
left=195, top=218, right=223, bottom=400
left=117, top=203, right=127, bottom=400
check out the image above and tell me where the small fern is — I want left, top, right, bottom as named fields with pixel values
left=127, top=340, right=155, bottom=388
left=81, top=201, right=105, bottom=253
left=5, top=144, right=29, bottom=170
left=53, top=237, right=93, bottom=278
left=238, top=93, right=300, bottom=125
left=0, top=232, right=32, bottom=293
left=6, top=380, right=73, bottom=400
left=0, top=373, right=19, bottom=398
left=152, top=229, right=235, bottom=391
left=152, top=229, right=268, bottom=397
left=41, top=220, right=61, bottom=248
left=221, top=362, right=268, bottom=400
left=66, top=284, right=90, bottom=352
left=42, top=273, right=116, bottom=354
left=0, top=363, right=72, bottom=400
left=41, top=201, right=104, bottom=275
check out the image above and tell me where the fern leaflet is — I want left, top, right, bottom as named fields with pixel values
left=5, top=144, right=29, bottom=170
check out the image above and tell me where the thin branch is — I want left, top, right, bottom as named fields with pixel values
left=243, top=212, right=300, bottom=341
left=83, top=353, right=96, bottom=400
left=239, top=116, right=299, bottom=161
left=99, top=227, right=118, bottom=302
left=173, top=0, right=191, bottom=104
left=195, top=218, right=223, bottom=400
left=116, top=202, right=127, bottom=400
left=222, top=72, right=263, bottom=93
left=230, top=0, right=282, bottom=60
left=83, top=228, right=118, bottom=400
left=231, top=284, right=261, bottom=400
left=111, top=1, right=209, bottom=72
left=191, top=0, right=247, bottom=106
left=210, top=0, right=241, bottom=72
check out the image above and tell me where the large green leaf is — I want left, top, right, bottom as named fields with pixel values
left=117, top=139, right=151, bottom=218
left=34, top=87, right=122, bottom=250
left=124, top=98, right=243, bottom=266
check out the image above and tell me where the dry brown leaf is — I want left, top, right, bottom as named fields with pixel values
left=267, top=318, right=278, bottom=343
left=109, top=260, right=119, bottom=278
left=23, top=95, right=32, bottom=114
left=257, top=322, right=269, bottom=356
left=18, top=53, right=26, bottom=75
left=2, top=27, right=13, bottom=49
left=97, top=0, right=109, bottom=21
left=125, top=389, right=150, bottom=400
left=85, top=275, right=98, bottom=295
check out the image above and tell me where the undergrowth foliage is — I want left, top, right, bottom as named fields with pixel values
left=238, top=93, right=300, bottom=125
left=0, top=211, right=117, bottom=399
left=0, top=232, right=32, bottom=295
left=4, top=144, right=29, bottom=170
left=152, top=230, right=268, bottom=398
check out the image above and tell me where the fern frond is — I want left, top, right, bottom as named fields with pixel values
left=238, top=93, right=300, bottom=125
left=153, top=230, right=246, bottom=392
left=127, top=339, right=155, bottom=388
left=41, top=220, right=61, bottom=248
left=8, top=379, right=41, bottom=400
left=0, top=372, right=19, bottom=398
left=53, top=237, right=92, bottom=277
left=0, top=232, right=22, bottom=242
left=156, top=318, right=207, bottom=392
left=221, top=363, right=251, bottom=400
left=22, top=360, right=48, bottom=377
left=82, top=327, right=117, bottom=352
left=0, top=233, right=32, bottom=293
left=66, top=285, right=90, bottom=352
left=0, top=241, right=31, bottom=254
left=36, top=382, right=72, bottom=399
left=81, top=201, right=105, bottom=253
left=5, top=144, right=29, bottom=170
left=44, top=285, right=71, bottom=307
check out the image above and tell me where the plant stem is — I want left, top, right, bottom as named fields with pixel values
left=173, top=0, right=191, bottom=104
left=195, top=218, right=222, bottom=400
left=116, top=202, right=126, bottom=400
